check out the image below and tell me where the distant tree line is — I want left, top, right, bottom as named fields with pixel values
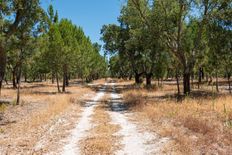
left=101, top=0, right=232, bottom=95
left=0, top=1, right=107, bottom=103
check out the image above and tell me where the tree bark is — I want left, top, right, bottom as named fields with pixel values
left=206, top=74, right=208, bottom=82
left=5, top=78, right=8, bottom=85
left=62, top=74, right=66, bottom=92
left=135, top=72, right=143, bottom=84
left=16, top=48, right=23, bottom=105
left=24, top=73, right=27, bottom=82
left=62, top=65, right=67, bottom=92
left=183, top=70, right=191, bottom=95
left=191, top=72, right=194, bottom=89
left=16, top=66, right=22, bottom=105
left=65, top=73, right=69, bottom=86
left=176, top=70, right=180, bottom=96
left=44, top=74, right=47, bottom=81
left=56, top=72, right=60, bottom=93
left=129, top=74, right=132, bottom=80
left=198, top=67, right=204, bottom=89
left=216, top=71, right=219, bottom=92
left=52, top=72, right=55, bottom=84
left=146, top=73, right=152, bottom=87
left=0, top=44, right=6, bottom=96
left=12, top=70, right=17, bottom=89
left=39, top=74, right=42, bottom=82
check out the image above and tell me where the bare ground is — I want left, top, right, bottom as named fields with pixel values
left=0, top=79, right=183, bottom=155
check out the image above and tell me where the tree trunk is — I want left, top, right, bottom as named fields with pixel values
left=52, top=72, right=55, bottom=84
left=208, top=76, right=212, bottom=85
left=56, top=72, right=60, bottom=93
left=216, top=71, right=219, bottom=92
left=135, top=73, right=140, bottom=84
left=206, top=74, right=208, bottom=82
left=176, top=70, right=180, bottom=96
left=191, top=72, right=194, bottom=89
left=16, top=66, right=22, bottom=105
left=16, top=48, right=23, bottom=105
left=12, top=71, right=17, bottom=89
left=146, top=73, right=152, bottom=87
left=202, top=67, right=204, bottom=80
left=129, top=74, right=132, bottom=80
left=16, top=72, right=19, bottom=84
left=135, top=72, right=143, bottom=84
left=0, top=44, right=6, bottom=96
left=227, top=75, right=231, bottom=94
left=62, top=73, right=66, bottom=92
left=44, top=74, right=47, bottom=81
left=198, top=67, right=203, bottom=89
left=39, top=74, right=42, bottom=82
left=65, top=73, right=69, bottom=86
left=62, top=65, right=67, bottom=92
left=183, top=70, right=191, bottom=95
left=5, top=78, right=8, bottom=85
left=24, top=73, right=27, bottom=82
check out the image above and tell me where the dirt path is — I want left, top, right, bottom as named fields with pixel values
left=1, top=82, right=169, bottom=155
left=108, top=83, right=169, bottom=155
left=61, top=87, right=106, bottom=155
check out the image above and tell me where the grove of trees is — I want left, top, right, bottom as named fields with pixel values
left=101, top=0, right=232, bottom=95
left=0, top=1, right=107, bottom=104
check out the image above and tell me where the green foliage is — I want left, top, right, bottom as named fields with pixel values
left=101, top=0, right=232, bottom=93
left=1, top=2, right=107, bottom=94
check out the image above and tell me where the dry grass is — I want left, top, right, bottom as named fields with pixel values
left=80, top=95, right=121, bottom=155
left=123, top=90, right=146, bottom=108
left=4, top=85, right=91, bottom=132
left=0, top=81, right=93, bottom=153
left=122, top=85, right=232, bottom=154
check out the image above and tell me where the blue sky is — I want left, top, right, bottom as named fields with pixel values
left=41, top=0, right=124, bottom=54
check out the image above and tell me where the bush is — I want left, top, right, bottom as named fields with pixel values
left=123, top=90, right=146, bottom=108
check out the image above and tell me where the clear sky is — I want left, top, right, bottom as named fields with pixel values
left=41, top=0, right=124, bottom=54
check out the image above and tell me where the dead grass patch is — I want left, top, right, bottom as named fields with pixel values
left=80, top=95, right=121, bottom=155
left=0, top=81, right=92, bottom=153
left=122, top=86, right=232, bottom=154
left=123, top=90, right=146, bottom=108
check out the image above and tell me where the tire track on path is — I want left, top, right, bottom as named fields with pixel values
left=61, top=85, right=106, bottom=155
left=108, top=83, right=169, bottom=155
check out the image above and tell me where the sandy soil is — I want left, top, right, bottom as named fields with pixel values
left=108, top=83, right=169, bottom=155
left=0, top=80, right=169, bottom=155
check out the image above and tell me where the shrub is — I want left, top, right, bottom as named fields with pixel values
left=123, top=90, right=146, bottom=108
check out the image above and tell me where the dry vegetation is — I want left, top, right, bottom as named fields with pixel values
left=122, top=80, right=232, bottom=155
left=0, top=80, right=94, bottom=154
left=80, top=94, right=121, bottom=155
